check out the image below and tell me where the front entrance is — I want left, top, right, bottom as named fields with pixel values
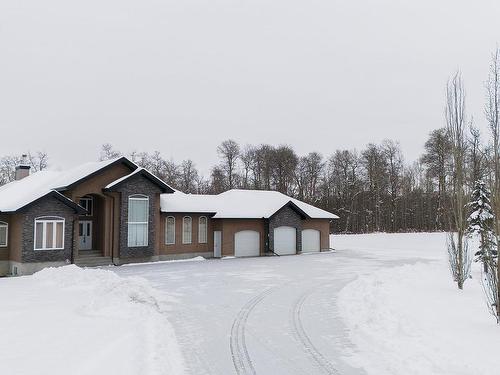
left=79, top=220, right=93, bottom=250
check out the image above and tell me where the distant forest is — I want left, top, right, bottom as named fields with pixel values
left=0, top=129, right=480, bottom=234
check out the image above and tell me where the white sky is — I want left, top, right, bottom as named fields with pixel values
left=1, top=0, right=500, bottom=175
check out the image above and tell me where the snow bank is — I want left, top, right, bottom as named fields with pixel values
left=0, top=265, right=185, bottom=375
left=338, top=260, right=500, bottom=375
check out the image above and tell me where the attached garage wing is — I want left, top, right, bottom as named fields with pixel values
left=301, top=229, right=320, bottom=253
left=234, top=230, right=260, bottom=257
left=273, top=226, right=297, bottom=255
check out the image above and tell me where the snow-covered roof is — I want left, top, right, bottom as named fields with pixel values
left=0, top=158, right=134, bottom=212
left=160, top=189, right=339, bottom=219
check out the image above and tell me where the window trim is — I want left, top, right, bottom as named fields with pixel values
left=79, top=196, right=93, bottom=216
left=198, top=216, right=208, bottom=244
left=127, top=194, right=149, bottom=248
left=34, top=216, right=65, bottom=251
left=0, top=221, right=8, bottom=247
left=165, top=216, right=176, bottom=245
left=182, top=216, right=192, bottom=244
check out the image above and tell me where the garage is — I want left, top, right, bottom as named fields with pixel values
left=273, top=226, right=297, bottom=255
left=234, top=230, right=260, bottom=257
left=301, top=229, right=321, bottom=253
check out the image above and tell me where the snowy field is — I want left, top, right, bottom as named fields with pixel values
left=1, top=233, right=499, bottom=375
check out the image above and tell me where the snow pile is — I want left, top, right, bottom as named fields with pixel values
left=0, top=265, right=185, bottom=375
left=338, top=261, right=500, bottom=375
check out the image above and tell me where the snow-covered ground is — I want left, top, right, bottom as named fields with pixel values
left=0, top=265, right=185, bottom=375
left=335, top=233, right=500, bottom=375
left=2, top=233, right=499, bottom=375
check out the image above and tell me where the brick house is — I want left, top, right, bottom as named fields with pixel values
left=0, top=157, right=338, bottom=276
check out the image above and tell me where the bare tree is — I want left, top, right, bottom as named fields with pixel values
left=240, top=145, right=255, bottom=189
left=0, top=152, right=50, bottom=185
left=217, top=139, right=240, bottom=189
left=383, top=140, right=403, bottom=232
left=180, top=160, right=199, bottom=193
left=98, top=143, right=121, bottom=161
left=486, top=47, right=500, bottom=320
left=445, top=71, right=471, bottom=290
left=421, top=128, right=452, bottom=230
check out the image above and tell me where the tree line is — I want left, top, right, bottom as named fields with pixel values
left=0, top=129, right=464, bottom=234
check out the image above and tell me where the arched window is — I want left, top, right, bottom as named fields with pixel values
left=182, top=216, right=192, bottom=244
left=165, top=216, right=176, bottom=245
left=34, top=216, right=65, bottom=250
left=0, top=221, right=8, bottom=247
left=198, top=216, right=208, bottom=244
left=128, top=195, right=149, bottom=247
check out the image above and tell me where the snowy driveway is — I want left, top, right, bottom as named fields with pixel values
left=111, top=238, right=427, bottom=375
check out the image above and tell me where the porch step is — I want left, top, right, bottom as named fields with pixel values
left=74, top=256, right=113, bottom=267
left=78, top=250, right=103, bottom=257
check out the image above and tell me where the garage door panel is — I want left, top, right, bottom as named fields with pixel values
left=302, top=229, right=320, bottom=253
left=234, top=230, right=260, bottom=257
left=274, top=226, right=296, bottom=255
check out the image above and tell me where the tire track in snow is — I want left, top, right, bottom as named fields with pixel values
left=230, top=288, right=274, bottom=375
left=290, top=288, right=340, bottom=375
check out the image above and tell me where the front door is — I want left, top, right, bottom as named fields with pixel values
left=214, top=231, right=222, bottom=258
left=79, top=220, right=93, bottom=250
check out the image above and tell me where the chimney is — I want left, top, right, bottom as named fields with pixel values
left=15, top=154, right=31, bottom=181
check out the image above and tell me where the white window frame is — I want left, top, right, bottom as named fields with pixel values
left=127, top=194, right=149, bottom=247
left=182, top=216, right=192, bottom=244
left=165, top=216, right=176, bottom=245
left=34, top=217, right=65, bottom=251
left=0, top=221, right=8, bottom=247
left=79, top=196, right=93, bottom=216
left=198, top=216, right=208, bottom=244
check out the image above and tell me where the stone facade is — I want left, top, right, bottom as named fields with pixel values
left=116, top=174, right=162, bottom=259
left=21, top=196, right=76, bottom=263
left=268, top=205, right=303, bottom=253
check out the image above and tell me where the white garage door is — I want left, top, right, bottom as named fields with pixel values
left=273, top=226, right=297, bottom=255
left=302, top=229, right=320, bottom=253
left=234, top=230, right=260, bottom=257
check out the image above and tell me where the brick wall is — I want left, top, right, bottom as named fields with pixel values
left=21, top=196, right=76, bottom=263
left=116, top=174, right=162, bottom=258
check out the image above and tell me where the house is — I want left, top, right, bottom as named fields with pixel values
left=0, top=157, right=338, bottom=276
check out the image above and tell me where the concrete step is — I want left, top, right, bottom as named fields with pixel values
left=78, top=250, right=103, bottom=257
left=74, top=256, right=113, bottom=267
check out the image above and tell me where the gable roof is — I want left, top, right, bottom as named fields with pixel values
left=104, top=167, right=175, bottom=193
left=0, top=157, right=138, bottom=212
left=160, top=189, right=339, bottom=219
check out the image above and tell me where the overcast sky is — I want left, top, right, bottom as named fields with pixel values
left=1, top=0, right=500, bottom=175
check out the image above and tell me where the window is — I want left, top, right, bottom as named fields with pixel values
left=165, top=216, right=176, bottom=245
left=0, top=221, right=7, bottom=247
left=182, top=216, right=192, bottom=244
left=198, top=216, right=207, bottom=244
left=79, top=196, right=93, bottom=216
left=128, top=195, right=149, bottom=247
left=34, top=217, right=65, bottom=250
